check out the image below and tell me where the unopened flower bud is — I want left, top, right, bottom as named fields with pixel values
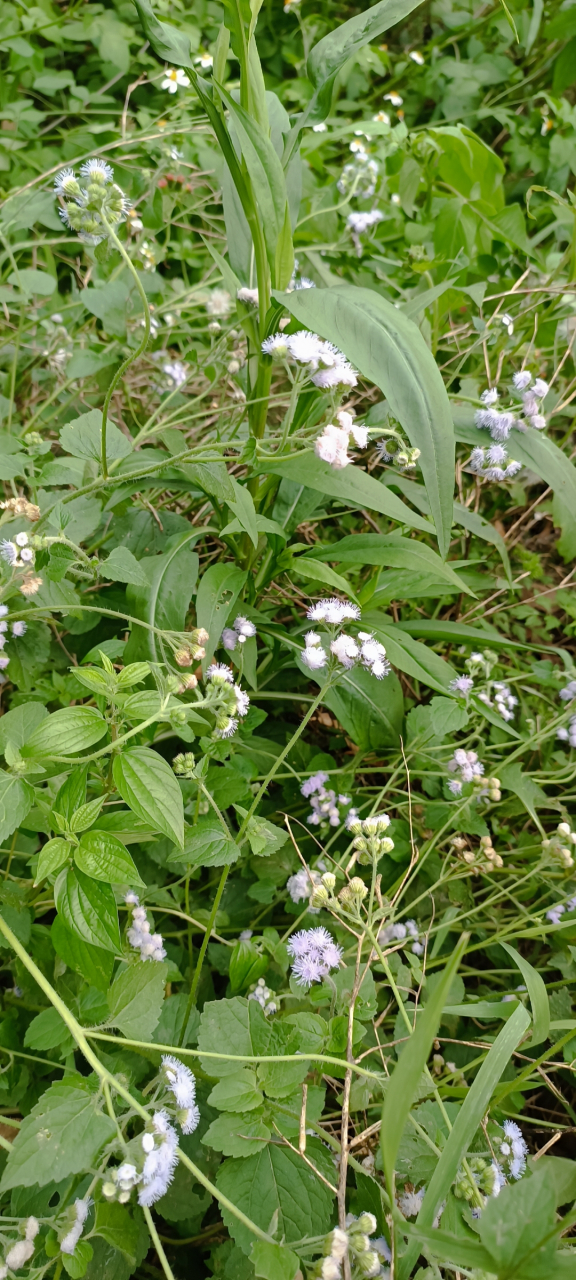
left=310, top=885, right=330, bottom=908
left=322, top=872, right=336, bottom=892
left=355, top=1213, right=377, bottom=1235
left=196, top=628, right=209, bottom=644
left=356, top=1251, right=381, bottom=1277
left=102, top=1182, right=116, bottom=1199
left=349, top=876, right=368, bottom=900
left=174, top=647, right=193, bottom=667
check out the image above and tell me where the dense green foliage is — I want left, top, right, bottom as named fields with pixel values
left=2, top=0, right=576, bottom=1277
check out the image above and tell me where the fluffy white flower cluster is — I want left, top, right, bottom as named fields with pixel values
left=299, top=771, right=354, bottom=829
left=161, top=1055, right=200, bottom=1134
left=493, top=682, right=518, bottom=722
left=468, top=444, right=522, bottom=482
left=288, top=926, right=343, bottom=988
left=347, top=209, right=384, bottom=234
left=546, top=890, right=576, bottom=924
left=60, top=1199, right=91, bottom=1255
left=248, top=976, right=277, bottom=1015
left=475, top=374, right=549, bottom=442
left=558, top=716, right=576, bottom=748
left=315, top=408, right=369, bottom=470
left=447, top=749, right=484, bottom=795
left=337, top=156, right=379, bottom=199
left=125, top=892, right=166, bottom=962
left=55, top=158, right=129, bottom=246
left=222, top=614, right=256, bottom=652
left=378, top=918, right=422, bottom=955
left=162, top=359, right=188, bottom=388
left=287, top=864, right=323, bottom=906
left=496, top=1120, right=528, bottom=1180
left=138, top=1111, right=179, bottom=1206
left=301, top=600, right=390, bottom=680
left=261, top=330, right=358, bottom=389
left=398, top=1185, right=424, bottom=1217
left=0, top=1217, right=39, bottom=1277
left=206, top=288, right=232, bottom=317
left=0, top=604, right=26, bottom=676
left=206, top=663, right=250, bottom=738
left=560, top=679, right=576, bottom=703
left=448, top=675, right=474, bottom=697
left=0, top=530, right=35, bottom=570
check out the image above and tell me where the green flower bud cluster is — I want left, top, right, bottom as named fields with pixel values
left=453, top=1156, right=497, bottom=1202
left=338, top=875, right=369, bottom=913
left=54, top=158, right=130, bottom=246
left=310, top=870, right=336, bottom=908
left=348, top=813, right=394, bottom=865
left=317, top=1214, right=386, bottom=1280
left=173, top=752, right=196, bottom=777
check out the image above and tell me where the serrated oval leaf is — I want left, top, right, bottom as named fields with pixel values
left=55, top=866, right=121, bottom=953
left=22, top=706, right=107, bottom=758
left=112, top=746, right=184, bottom=848
left=35, top=838, right=72, bottom=885
left=75, top=829, right=144, bottom=887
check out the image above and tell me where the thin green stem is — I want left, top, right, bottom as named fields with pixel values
left=143, top=1206, right=177, bottom=1280
left=98, top=212, right=151, bottom=479
left=178, top=865, right=230, bottom=1045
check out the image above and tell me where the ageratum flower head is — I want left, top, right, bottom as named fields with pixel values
left=288, top=926, right=343, bottom=988
left=54, top=158, right=130, bottom=245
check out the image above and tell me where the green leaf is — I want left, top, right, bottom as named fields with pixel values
left=399, top=1002, right=531, bottom=1280
left=53, top=767, right=88, bottom=824
left=195, top=562, right=248, bottom=669
left=22, top=707, right=107, bottom=758
left=242, top=814, right=288, bottom=858
left=62, top=1238, right=94, bottom=1278
left=292, top=555, right=360, bottom=604
left=404, top=1223, right=495, bottom=1272
left=0, top=774, right=34, bottom=843
left=208, top=1069, right=264, bottom=1112
left=203, top=1113, right=271, bottom=1158
left=229, top=940, right=268, bottom=993
left=260, top=453, right=434, bottom=536
left=381, top=937, right=467, bottom=1207
left=35, top=838, right=72, bottom=884
left=93, top=1203, right=140, bottom=1265
left=82, top=281, right=131, bottom=340
left=59, top=409, right=132, bottom=464
left=216, top=1139, right=335, bottom=1253
left=308, top=535, right=470, bottom=593
left=0, top=1076, right=116, bottom=1191
left=74, top=830, right=144, bottom=887
left=55, top=867, right=122, bottom=954
left=396, top=618, right=524, bottom=649
left=181, top=818, right=242, bottom=869
left=8, top=267, right=56, bottom=296
left=250, top=1241, right=301, bottom=1280
left=24, top=1007, right=74, bottom=1053
left=276, top=286, right=455, bottom=557
left=107, top=962, right=169, bottom=1040
left=0, top=703, right=48, bottom=754
left=112, top=747, right=185, bottom=848
left=501, top=941, right=550, bottom=1047
left=124, top=531, right=200, bottom=665
left=133, top=0, right=195, bottom=66
left=303, top=0, right=428, bottom=123
left=479, top=1166, right=556, bottom=1276
left=362, top=611, right=458, bottom=696
left=219, top=87, right=291, bottom=279
left=226, top=477, right=260, bottom=550
left=499, top=763, right=551, bottom=826
left=312, top=663, right=403, bottom=750
left=198, top=996, right=270, bottom=1077
left=102, top=547, right=149, bottom=587
left=51, top=917, right=114, bottom=993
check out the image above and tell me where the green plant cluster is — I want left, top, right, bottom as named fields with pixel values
left=1, top=0, right=576, bottom=1277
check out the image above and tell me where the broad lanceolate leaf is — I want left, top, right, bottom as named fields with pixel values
left=107, top=962, right=169, bottom=1040
left=0, top=774, right=34, bottom=843
left=195, top=562, right=248, bottom=669
left=113, top=747, right=185, bottom=848
left=398, top=1001, right=531, bottom=1280
left=102, top=546, right=149, bottom=587
left=181, top=817, right=242, bottom=869
left=276, top=285, right=455, bottom=557
left=362, top=610, right=458, bottom=696
left=198, top=996, right=270, bottom=1076
left=24, top=1006, right=74, bottom=1053
left=35, top=838, right=72, bottom=884
left=133, top=0, right=194, bottom=66
left=260, top=453, right=434, bottom=535
left=220, top=89, right=292, bottom=285
left=0, top=703, right=47, bottom=754
left=250, top=1241, right=302, bottom=1280
left=0, top=1076, right=116, bottom=1190
left=59, top=409, right=131, bottom=464
left=22, top=706, right=107, bottom=758
left=93, top=1203, right=140, bottom=1265
left=322, top=664, right=404, bottom=750
left=74, top=829, right=144, bottom=887
left=479, top=1166, right=557, bottom=1277
left=307, top=534, right=471, bottom=593
left=55, top=867, right=122, bottom=954
left=216, top=1140, right=335, bottom=1254
left=501, top=941, right=550, bottom=1047
left=381, top=937, right=467, bottom=1209
left=124, top=532, right=200, bottom=665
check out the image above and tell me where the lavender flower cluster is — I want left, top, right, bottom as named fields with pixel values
left=288, top=926, right=343, bottom=988
left=222, top=614, right=257, bottom=652
left=299, top=770, right=356, bottom=828
left=474, top=372, right=549, bottom=441
left=206, top=663, right=250, bottom=738
left=125, top=892, right=166, bottom=962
